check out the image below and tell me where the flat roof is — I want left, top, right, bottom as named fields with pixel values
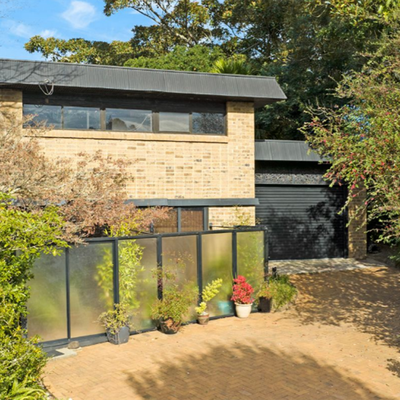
left=255, top=140, right=324, bottom=162
left=0, top=59, right=286, bottom=107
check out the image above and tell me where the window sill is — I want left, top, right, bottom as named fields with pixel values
left=25, top=129, right=229, bottom=143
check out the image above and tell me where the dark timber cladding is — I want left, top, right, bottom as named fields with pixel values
left=0, top=59, right=286, bottom=106
left=255, top=140, right=347, bottom=260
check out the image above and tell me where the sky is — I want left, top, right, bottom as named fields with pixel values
left=0, top=0, right=151, bottom=61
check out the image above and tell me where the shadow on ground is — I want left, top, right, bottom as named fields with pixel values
left=289, top=267, right=400, bottom=349
left=124, top=341, right=389, bottom=400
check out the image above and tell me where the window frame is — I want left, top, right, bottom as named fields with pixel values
left=23, top=93, right=227, bottom=136
left=153, top=207, right=209, bottom=233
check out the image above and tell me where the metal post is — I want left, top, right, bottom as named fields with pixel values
left=262, top=226, right=269, bottom=278
left=177, top=207, right=182, bottom=232
left=66, top=247, right=71, bottom=340
left=156, top=235, right=163, bottom=300
left=232, top=231, right=238, bottom=279
left=113, top=239, right=120, bottom=305
left=197, top=233, right=203, bottom=302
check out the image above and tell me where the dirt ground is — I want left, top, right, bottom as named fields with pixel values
left=44, top=265, right=400, bottom=400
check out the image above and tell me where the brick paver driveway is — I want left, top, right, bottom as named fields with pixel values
left=45, top=265, right=400, bottom=400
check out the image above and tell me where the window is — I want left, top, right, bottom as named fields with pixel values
left=64, top=107, right=100, bottom=130
left=23, top=104, right=62, bottom=128
left=23, top=95, right=226, bottom=135
left=159, top=112, right=190, bottom=133
left=192, top=112, right=225, bottom=134
left=153, top=207, right=207, bottom=233
left=106, top=108, right=152, bottom=132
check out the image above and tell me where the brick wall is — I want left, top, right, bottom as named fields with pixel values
left=348, top=187, right=367, bottom=259
left=2, top=89, right=256, bottom=225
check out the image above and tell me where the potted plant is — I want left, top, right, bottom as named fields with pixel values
left=98, top=303, right=131, bottom=345
left=195, top=278, right=223, bottom=325
left=151, top=283, right=198, bottom=334
left=231, top=275, right=254, bottom=318
left=256, top=281, right=273, bottom=313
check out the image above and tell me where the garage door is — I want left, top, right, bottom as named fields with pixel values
left=256, top=185, right=347, bottom=260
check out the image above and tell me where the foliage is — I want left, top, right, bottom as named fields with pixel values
left=151, top=259, right=198, bottom=323
left=98, top=303, right=131, bottom=335
left=0, top=193, right=67, bottom=398
left=4, top=379, right=47, bottom=400
left=125, top=45, right=224, bottom=72
left=211, top=58, right=254, bottom=75
left=195, top=278, right=223, bottom=315
left=268, top=274, right=297, bottom=310
left=231, top=275, right=254, bottom=304
left=1, top=113, right=169, bottom=240
left=303, top=32, right=400, bottom=246
left=256, top=281, right=272, bottom=300
left=24, top=36, right=134, bottom=65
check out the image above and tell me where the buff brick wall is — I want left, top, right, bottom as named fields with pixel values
left=348, top=187, right=367, bottom=259
left=0, top=89, right=256, bottom=225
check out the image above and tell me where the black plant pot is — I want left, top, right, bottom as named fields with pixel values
left=159, top=318, right=181, bottom=334
left=258, top=297, right=272, bottom=313
left=106, top=326, right=130, bottom=345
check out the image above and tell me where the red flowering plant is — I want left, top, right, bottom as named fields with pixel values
left=231, top=275, right=254, bottom=304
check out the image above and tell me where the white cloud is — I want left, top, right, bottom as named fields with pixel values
left=3, top=20, right=33, bottom=38
left=39, top=29, right=57, bottom=38
left=62, top=1, right=97, bottom=29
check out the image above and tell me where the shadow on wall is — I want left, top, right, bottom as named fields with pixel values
left=290, top=267, right=400, bottom=350
left=123, top=341, right=391, bottom=400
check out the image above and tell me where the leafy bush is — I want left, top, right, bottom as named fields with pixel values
left=195, top=278, right=223, bottom=315
left=151, top=284, right=198, bottom=323
left=0, top=195, right=67, bottom=398
left=231, top=275, right=254, bottom=304
left=269, top=275, right=297, bottom=310
left=98, top=303, right=132, bottom=335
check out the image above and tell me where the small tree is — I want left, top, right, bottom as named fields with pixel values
left=303, top=32, right=400, bottom=247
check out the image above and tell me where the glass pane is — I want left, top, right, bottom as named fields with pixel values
left=27, top=252, right=67, bottom=341
left=202, top=233, right=233, bottom=316
left=154, top=209, right=177, bottom=233
left=64, top=106, right=100, bottom=130
left=23, top=104, right=61, bottom=128
left=162, top=236, right=198, bottom=321
left=237, top=231, right=265, bottom=295
left=106, top=108, right=152, bottom=132
left=181, top=208, right=204, bottom=232
left=69, top=243, right=114, bottom=338
left=159, top=112, right=189, bottom=132
left=193, top=112, right=225, bottom=134
left=119, top=238, right=158, bottom=331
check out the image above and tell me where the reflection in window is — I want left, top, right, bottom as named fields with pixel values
left=23, top=104, right=62, bottom=129
left=64, top=106, right=100, bottom=130
left=106, top=109, right=152, bottom=132
left=159, top=112, right=190, bottom=132
left=193, top=112, right=224, bottom=134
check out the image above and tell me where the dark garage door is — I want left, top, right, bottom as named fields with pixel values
left=256, top=185, right=347, bottom=260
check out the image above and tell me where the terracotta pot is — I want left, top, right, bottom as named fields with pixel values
left=235, top=303, right=252, bottom=318
left=159, top=318, right=181, bottom=334
left=197, top=313, right=210, bottom=325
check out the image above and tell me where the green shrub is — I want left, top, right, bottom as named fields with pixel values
left=269, top=274, right=297, bottom=310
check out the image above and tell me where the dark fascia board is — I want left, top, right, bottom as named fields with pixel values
left=0, top=58, right=286, bottom=107
left=126, top=198, right=259, bottom=207
left=255, top=140, right=326, bottom=162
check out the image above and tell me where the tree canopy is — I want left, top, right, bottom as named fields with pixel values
left=303, top=32, right=400, bottom=245
left=24, top=0, right=398, bottom=140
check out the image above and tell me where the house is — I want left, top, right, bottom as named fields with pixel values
left=0, top=59, right=366, bottom=259
left=0, top=58, right=285, bottom=233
